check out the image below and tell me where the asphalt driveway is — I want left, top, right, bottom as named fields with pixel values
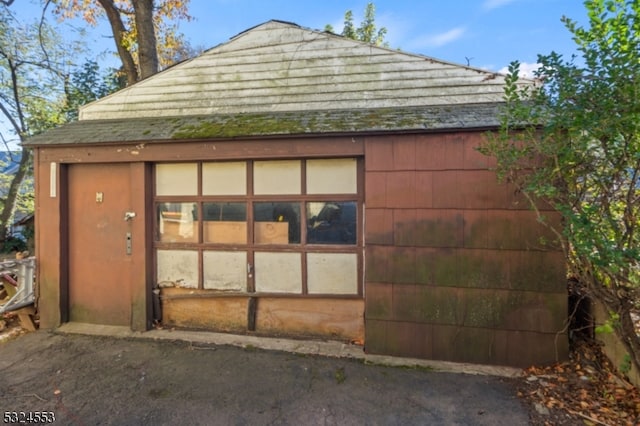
left=0, top=330, right=534, bottom=425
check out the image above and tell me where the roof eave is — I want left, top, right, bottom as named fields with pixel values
left=24, top=103, right=506, bottom=147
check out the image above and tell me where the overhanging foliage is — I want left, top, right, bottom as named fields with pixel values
left=480, top=0, right=640, bottom=373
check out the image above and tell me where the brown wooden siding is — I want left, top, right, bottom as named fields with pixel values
left=33, top=131, right=567, bottom=366
left=363, top=131, right=568, bottom=367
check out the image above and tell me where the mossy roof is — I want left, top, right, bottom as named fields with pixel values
left=24, top=103, right=503, bottom=147
left=26, top=20, right=525, bottom=147
left=76, top=20, right=516, bottom=121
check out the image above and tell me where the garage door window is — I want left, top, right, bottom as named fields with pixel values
left=154, top=158, right=362, bottom=296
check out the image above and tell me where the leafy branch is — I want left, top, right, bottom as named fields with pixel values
left=480, top=0, right=640, bottom=375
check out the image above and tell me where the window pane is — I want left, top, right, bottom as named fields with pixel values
left=157, top=249, right=198, bottom=288
left=203, top=251, right=247, bottom=291
left=203, top=202, right=247, bottom=244
left=203, top=162, right=246, bottom=195
left=156, top=163, right=197, bottom=195
left=307, top=201, right=357, bottom=244
left=254, top=202, right=300, bottom=244
left=307, top=158, right=357, bottom=194
left=255, top=252, right=302, bottom=293
left=157, top=202, right=198, bottom=242
left=307, top=253, right=358, bottom=294
left=254, top=160, right=301, bottom=194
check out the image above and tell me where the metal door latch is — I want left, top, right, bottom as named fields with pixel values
left=124, top=211, right=136, bottom=221
left=126, top=232, right=132, bottom=255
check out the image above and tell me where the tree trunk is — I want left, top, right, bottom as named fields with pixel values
left=133, top=0, right=158, bottom=80
left=0, top=148, right=31, bottom=243
left=97, top=0, right=139, bottom=85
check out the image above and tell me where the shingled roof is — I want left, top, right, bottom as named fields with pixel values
left=26, top=20, right=518, bottom=147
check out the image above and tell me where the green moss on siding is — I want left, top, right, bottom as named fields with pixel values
left=412, top=287, right=459, bottom=324
left=415, top=253, right=432, bottom=285
left=365, top=247, right=389, bottom=283
left=450, top=327, right=497, bottom=364
left=414, top=215, right=464, bottom=247
left=431, top=250, right=460, bottom=287
left=389, top=248, right=416, bottom=283
left=366, top=297, right=391, bottom=320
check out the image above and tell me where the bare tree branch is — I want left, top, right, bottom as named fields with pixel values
left=0, top=132, right=14, bottom=160
left=38, top=0, right=53, bottom=68
left=0, top=49, right=25, bottom=137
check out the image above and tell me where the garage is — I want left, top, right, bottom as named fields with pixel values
left=27, top=20, right=568, bottom=367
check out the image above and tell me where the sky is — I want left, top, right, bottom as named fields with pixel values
left=3, top=0, right=589, bottom=149
left=17, top=0, right=587, bottom=75
left=183, top=0, right=587, bottom=76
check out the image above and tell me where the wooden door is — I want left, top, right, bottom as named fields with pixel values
left=67, top=163, right=133, bottom=326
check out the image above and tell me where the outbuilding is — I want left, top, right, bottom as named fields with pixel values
left=26, top=21, right=568, bottom=367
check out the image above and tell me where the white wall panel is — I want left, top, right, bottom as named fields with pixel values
left=203, top=251, right=247, bottom=291
left=157, top=249, right=198, bottom=288
left=203, top=162, right=246, bottom=195
left=255, top=252, right=302, bottom=293
left=254, top=160, right=301, bottom=194
left=307, top=158, right=357, bottom=194
left=156, top=163, right=197, bottom=196
left=307, top=253, right=358, bottom=294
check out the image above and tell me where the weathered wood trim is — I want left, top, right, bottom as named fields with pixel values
left=33, top=152, right=65, bottom=328
left=160, top=287, right=364, bottom=342
left=36, top=137, right=365, bottom=163
left=159, top=289, right=363, bottom=300
left=129, top=162, right=152, bottom=331
left=59, top=163, right=69, bottom=324
left=247, top=296, right=257, bottom=331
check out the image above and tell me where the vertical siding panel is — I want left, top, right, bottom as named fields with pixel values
left=365, top=131, right=568, bottom=367
left=365, top=209, right=393, bottom=245
left=392, top=135, right=416, bottom=171
left=415, top=171, right=433, bottom=208
left=364, top=172, right=387, bottom=208
left=431, top=171, right=463, bottom=208
left=463, top=132, right=497, bottom=170
left=365, top=137, right=393, bottom=171
left=386, top=172, right=416, bottom=208
left=35, top=154, right=63, bottom=329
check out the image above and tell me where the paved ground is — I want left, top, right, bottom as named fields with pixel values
left=0, top=327, right=535, bottom=425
